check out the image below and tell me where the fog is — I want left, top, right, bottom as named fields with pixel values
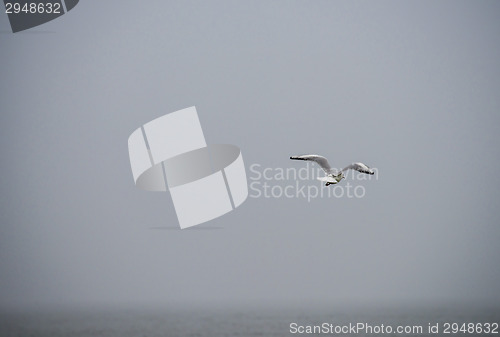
left=1, top=1, right=499, bottom=310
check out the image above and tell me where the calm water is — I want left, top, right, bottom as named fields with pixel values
left=1, top=305, right=499, bottom=336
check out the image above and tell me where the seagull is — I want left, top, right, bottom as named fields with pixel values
left=290, top=154, right=374, bottom=186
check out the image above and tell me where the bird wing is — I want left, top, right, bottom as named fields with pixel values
left=342, top=162, right=374, bottom=175
left=290, top=154, right=334, bottom=174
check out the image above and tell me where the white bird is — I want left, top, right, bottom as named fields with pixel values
left=290, top=154, right=374, bottom=186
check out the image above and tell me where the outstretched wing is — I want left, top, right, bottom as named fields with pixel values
left=342, top=162, right=374, bottom=175
left=290, top=154, right=334, bottom=174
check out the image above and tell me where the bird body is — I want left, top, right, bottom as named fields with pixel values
left=290, top=154, right=374, bottom=186
left=317, top=174, right=344, bottom=186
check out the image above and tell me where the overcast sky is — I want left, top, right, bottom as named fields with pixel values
left=1, top=0, right=499, bottom=310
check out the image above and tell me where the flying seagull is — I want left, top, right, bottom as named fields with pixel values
left=290, top=154, right=374, bottom=186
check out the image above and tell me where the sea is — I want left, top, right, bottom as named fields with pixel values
left=1, top=304, right=499, bottom=337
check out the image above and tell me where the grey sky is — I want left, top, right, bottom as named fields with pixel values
left=1, top=1, right=499, bottom=309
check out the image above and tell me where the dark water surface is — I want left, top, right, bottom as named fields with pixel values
left=1, top=304, right=499, bottom=336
